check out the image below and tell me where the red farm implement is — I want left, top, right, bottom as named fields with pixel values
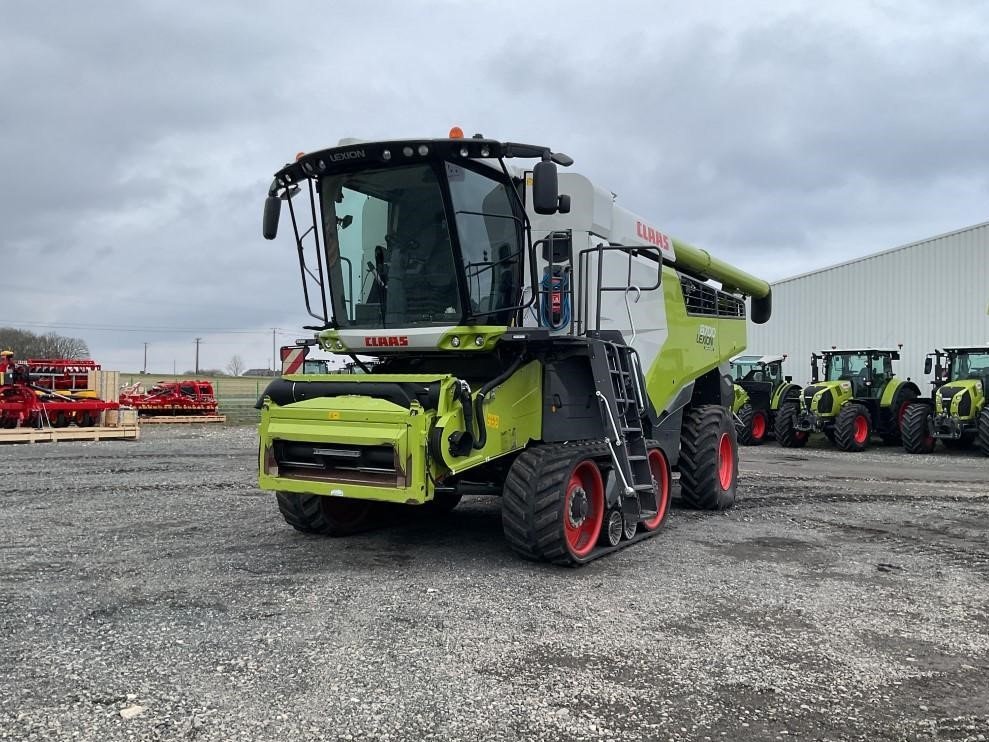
left=24, top=359, right=101, bottom=391
left=118, top=380, right=219, bottom=416
left=0, top=381, right=118, bottom=429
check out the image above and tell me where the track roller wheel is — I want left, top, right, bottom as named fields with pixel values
left=834, top=403, right=871, bottom=452
left=679, top=405, right=738, bottom=511
left=901, top=403, right=935, bottom=454
left=275, top=491, right=382, bottom=536
left=640, top=445, right=671, bottom=531
left=501, top=443, right=607, bottom=564
left=774, top=401, right=808, bottom=448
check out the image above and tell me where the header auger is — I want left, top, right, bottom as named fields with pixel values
left=256, top=132, right=771, bottom=565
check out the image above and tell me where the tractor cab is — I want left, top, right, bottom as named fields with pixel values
left=782, top=348, right=920, bottom=452
left=920, top=346, right=989, bottom=444
left=729, top=354, right=800, bottom=446
left=815, top=349, right=897, bottom=399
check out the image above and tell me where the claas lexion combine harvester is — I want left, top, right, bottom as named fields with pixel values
left=0, top=357, right=118, bottom=429
left=255, top=131, right=772, bottom=565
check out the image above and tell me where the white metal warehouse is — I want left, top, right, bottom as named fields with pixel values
left=746, top=221, right=989, bottom=386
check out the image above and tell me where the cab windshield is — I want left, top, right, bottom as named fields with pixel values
left=318, top=162, right=521, bottom=329
left=825, top=352, right=891, bottom=396
left=950, top=351, right=989, bottom=381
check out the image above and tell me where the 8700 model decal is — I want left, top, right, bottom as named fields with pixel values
left=696, top=325, right=716, bottom=350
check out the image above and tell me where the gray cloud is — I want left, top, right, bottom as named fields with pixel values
left=2, top=1, right=987, bottom=370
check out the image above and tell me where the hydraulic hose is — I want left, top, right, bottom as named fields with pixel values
left=471, top=349, right=527, bottom=450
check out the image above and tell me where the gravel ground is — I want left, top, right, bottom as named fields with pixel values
left=1, top=426, right=988, bottom=741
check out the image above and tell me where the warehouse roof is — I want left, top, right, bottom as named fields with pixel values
left=774, top=219, right=989, bottom=287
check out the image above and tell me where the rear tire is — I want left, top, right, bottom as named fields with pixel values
left=735, top=404, right=766, bottom=446
left=501, top=444, right=608, bottom=564
left=881, top=387, right=919, bottom=445
left=901, top=403, right=935, bottom=454
left=978, top=409, right=989, bottom=456
left=275, top=491, right=380, bottom=536
left=834, top=403, right=872, bottom=452
left=679, top=406, right=738, bottom=511
left=774, top=401, right=808, bottom=448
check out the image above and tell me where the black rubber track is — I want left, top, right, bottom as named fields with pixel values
left=774, top=401, right=807, bottom=448
left=735, top=403, right=758, bottom=446
left=679, top=405, right=737, bottom=511
left=275, top=491, right=380, bottom=536
left=834, top=403, right=871, bottom=452
left=901, top=403, right=935, bottom=454
left=977, top=408, right=989, bottom=456
left=501, top=442, right=609, bottom=565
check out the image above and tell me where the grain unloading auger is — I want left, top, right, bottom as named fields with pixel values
left=256, top=132, right=771, bottom=565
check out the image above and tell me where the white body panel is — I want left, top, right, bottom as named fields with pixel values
left=523, top=173, right=671, bottom=368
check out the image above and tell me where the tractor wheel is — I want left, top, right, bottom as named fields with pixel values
left=679, top=405, right=738, bottom=511
left=774, top=401, right=808, bottom=448
left=640, top=444, right=672, bottom=532
left=881, top=387, right=920, bottom=445
left=977, top=409, right=989, bottom=457
left=901, top=403, right=935, bottom=454
left=735, top=403, right=764, bottom=446
left=834, top=403, right=872, bottom=452
left=275, top=491, right=381, bottom=536
left=501, top=443, right=607, bottom=564
left=51, top=411, right=69, bottom=428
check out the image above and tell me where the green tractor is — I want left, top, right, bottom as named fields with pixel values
left=901, top=345, right=989, bottom=455
left=775, top=348, right=920, bottom=452
left=255, top=132, right=773, bottom=565
left=730, top=354, right=801, bottom=446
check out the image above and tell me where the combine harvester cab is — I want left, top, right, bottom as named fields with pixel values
left=730, top=354, right=800, bottom=445
left=901, top=346, right=989, bottom=455
left=776, top=348, right=920, bottom=452
left=256, top=132, right=772, bottom=564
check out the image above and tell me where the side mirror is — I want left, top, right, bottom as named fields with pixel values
left=263, top=196, right=281, bottom=240
left=924, top=357, right=933, bottom=375
left=532, top=160, right=561, bottom=215
left=785, top=375, right=793, bottom=383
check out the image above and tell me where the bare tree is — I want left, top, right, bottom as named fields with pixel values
left=0, top=327, right=89, bottom=359
left=226, top=354, right=246, bottom=376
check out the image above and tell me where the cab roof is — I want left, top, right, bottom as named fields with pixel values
left=731, top=354, right=785, bottom=364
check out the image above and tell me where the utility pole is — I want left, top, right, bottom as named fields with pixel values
left=194, top=337, right=202, bottom=374
left=143, top=342, right=148, bottom=375
left=272, top=328, right=276, bottom=372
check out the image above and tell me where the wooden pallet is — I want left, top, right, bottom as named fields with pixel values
left=0, top=425, right=141, bottom=444
left=138, top=415, right=227, bottom=424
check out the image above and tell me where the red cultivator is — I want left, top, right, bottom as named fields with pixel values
left=118, top=380, right=218, bottom=416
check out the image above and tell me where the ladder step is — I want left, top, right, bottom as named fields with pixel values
left=633, top=483, right=655, bottom=492
left=627, top=455, right=647, bottom=462
left=621, top=426, right=641, bottom=433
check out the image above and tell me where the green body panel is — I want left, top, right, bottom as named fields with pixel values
left=644, top=266, right=747, bottom=413
left=317, top=326, right=509, bottom=354
left=732, top=384, right=749, bottom=414
left=803, top=381, right=853, bottom=418
left=258, top=364, right=543, bottom=504
left=878, top=378, right=903, bottom=408
left=770, top=382, right=799, bottom=411
left=935, top=379, right=985, bottom=420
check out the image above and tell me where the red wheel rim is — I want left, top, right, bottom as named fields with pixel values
left=718, top=433, right=734, bottom=490
left=751, top=412, right=767, bottom=440
left=564, top=460, right=605, bottom=557
left=642, top=449, right=671, bottom=531
left=853, top=415, right=868, bottom=444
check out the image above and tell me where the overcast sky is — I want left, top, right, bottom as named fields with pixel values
left=2, top=0, right=987, bottom=373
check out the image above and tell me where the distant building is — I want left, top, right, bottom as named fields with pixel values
left=243, top=368, right=278, bottom=377
left=748, top=221, right=989, bottom=384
